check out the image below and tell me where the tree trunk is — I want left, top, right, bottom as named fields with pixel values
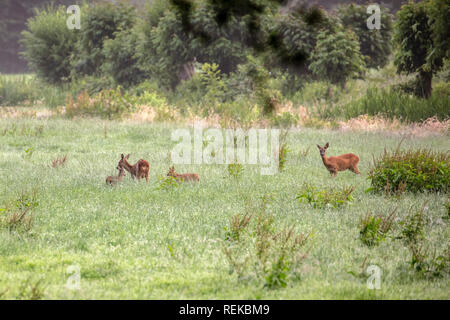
left=417, top=71, right=432, bottom=99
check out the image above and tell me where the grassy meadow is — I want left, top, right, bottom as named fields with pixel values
left=0, top=117, right=448, bottom=299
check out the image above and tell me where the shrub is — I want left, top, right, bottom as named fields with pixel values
left=227, top=162, right=244, bottom=179
left=399, top=204, right=427, bottom=245
left=359, top=209, right=396, bottom=247
left=223, top=196, right=309, bottom=288
left=0, top=191, right=39, bottom=233
left=156, top=175, right=181, bottom=191
left=270, top=112, right=299, bottom=128
left=368, top=148, right=449, bottom=194
left=296, top=184, right=355, bottom=209
left=21, top=5, right=79, bottom=84
left=66, top=87, right=134, bottom=119
left=409, top=243, right=449, bottom=278
left=278, top=130, right=290, bottom=172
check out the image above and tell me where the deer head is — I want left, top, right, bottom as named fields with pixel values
left=167, top=166, right=176, bottom=177
left=317, top=143, right=329, bottom=157
left=117, top=153, right=130, bottom=170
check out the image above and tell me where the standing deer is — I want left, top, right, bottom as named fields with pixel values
left=167, top=166, right=199, bottom=182
left=117, top=154, right=149, bottom=182
left=317, top=143, right=360, bottom=177
left=106, top=166, right=126, bottom=186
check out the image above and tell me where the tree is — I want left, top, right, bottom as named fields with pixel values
left=71, top=2, right=136, bottom=77
left=102, top=26, right=145, bottom=88
left=309, top=28, right=365, bottom=88
left=338, top=3, right=393, bottom=69
left=21, top=4, right=79, bottom=83
left=427, top=0, right=449, bottom=67
left=394, top=0, right=446, bottom=98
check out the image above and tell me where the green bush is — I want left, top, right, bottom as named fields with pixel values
left=223, top=197, right=309, bottom=288
left=369, top=148, right=449, bottom=194
left=21, top=5, right=79, bottom=84
left=270, top=112, right=299, bottom=128
left=66, top=87, right=134, bottom=119
left=359, top=209, right=396, bottom=247
left=296, top=184, right=355, bottom=209
left=227, top=162, right=244, bottom=179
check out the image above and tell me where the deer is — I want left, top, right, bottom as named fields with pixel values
left=117, top=154, right=150, bottom=182
left=106, top=166, right=126, bottom=186
left=167, top=166, right=199, bottom=182
left=317, top=142, right=360, bottom=177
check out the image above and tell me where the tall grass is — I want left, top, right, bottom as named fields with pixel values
left=338, top=86, right=449, bottom=122
left=0, top=74, right=68, bottom=108
left=0, top=74, right=37, bottom=106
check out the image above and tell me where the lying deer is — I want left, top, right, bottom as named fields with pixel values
left=317, top=142, right=360, bottom=177
left=117, top=154, right=149, bottom=182
left=167, top=166, right=199, bottom=182
left=106, top=166, right=126, bottom=186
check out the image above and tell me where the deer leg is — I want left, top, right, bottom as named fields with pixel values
left=350, top=166, right=360, bottom=175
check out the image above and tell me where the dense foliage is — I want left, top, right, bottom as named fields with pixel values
left=21, top=5, right=79, bottom=83
left=309, top=28, right=365, bottom=86
left=338, top=3, right=393, bottom=69
left=394, top=0, right=448, bottom=98
left=369, top=148, right=449, bottom=194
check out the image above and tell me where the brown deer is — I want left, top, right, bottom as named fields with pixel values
left=167, top=166, right=199, bottom=182
left=117, top=154, right=149, bottom=182
left=317, top=143, right=360, bottom=177
left=106, top=166, right=126, bottom=186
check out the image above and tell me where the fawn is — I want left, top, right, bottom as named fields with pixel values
left=167, top=166, right=199, bottom=182
left=117, top=154, right=150, bottom=182
left=317, top=142, right=360, bottom=177
left=106, top=166, right=126, bottom=186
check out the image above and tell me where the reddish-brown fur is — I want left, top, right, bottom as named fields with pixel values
left=167, top=166, right=199, bottom=182
left=106, top=166, right=126, bottom=186
left=117, top=154, right=149, bottom=182
left=317, top=142, right=360, bottom=177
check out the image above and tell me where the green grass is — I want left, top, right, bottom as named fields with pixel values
left=0, top=118, right=448, bottom=299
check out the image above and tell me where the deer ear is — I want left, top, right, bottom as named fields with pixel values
left=325, top=143, right=329, bottom=148
left=317, top=144, right=321, bottom=149
left=121, top=154, right=124, bottom=159
left=126, top=154, right=130, bottom=159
